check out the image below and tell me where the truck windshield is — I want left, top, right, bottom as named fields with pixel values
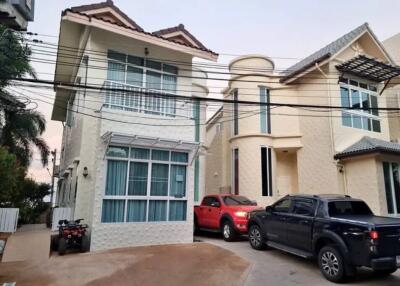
left=223, top=196, right=256, bottom=206
left=328, top=201, right=373, bottom=216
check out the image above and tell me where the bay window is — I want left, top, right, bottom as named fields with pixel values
left=104, top=50, right=178, bottom=117
left=101, top=146, right=188, bottom=223
left=340, top=77, right=380, bottom=132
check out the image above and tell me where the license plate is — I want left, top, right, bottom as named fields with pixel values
left=396, top=256, right=400, bottom=266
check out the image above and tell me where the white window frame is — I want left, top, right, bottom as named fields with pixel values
left=339, top=78, right=380, bottom=132
left=101, top=145, right=188, bottom=224
left=104, top=51, right=179, bottom=117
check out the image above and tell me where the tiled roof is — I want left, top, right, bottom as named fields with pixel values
left=281, top=23, right=370, bottom=82
left=334, top=136, right=400, bottom=159
left=63, top=1, right=217, bottom=56
left=152, top=24, right=208, bottom=51
left=69, top=0, right=144, bottom=31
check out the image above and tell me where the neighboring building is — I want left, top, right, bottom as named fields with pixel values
left=0, top=0, right=35, bottom=30
left=52, top=0, right=217, bottom=251
left=206, top=23, right=400, bottom=216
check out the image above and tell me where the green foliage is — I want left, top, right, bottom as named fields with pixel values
left=0, top=146, right=25, bottom=207
left=0, top=24, right=49, bottom=167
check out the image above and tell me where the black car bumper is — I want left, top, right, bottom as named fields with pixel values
left=371, top=257, right=398, bottom=270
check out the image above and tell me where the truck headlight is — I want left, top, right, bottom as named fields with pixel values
left=234, top=211, right=247, bottom=218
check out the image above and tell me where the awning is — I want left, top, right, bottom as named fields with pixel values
left=101, top=132, right=200, bottom=151
left=336, top=55, right=400, bottom=83
left=334, top=136, right=400, bottom=160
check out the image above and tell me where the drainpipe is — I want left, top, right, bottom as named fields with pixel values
left=315, top=63, right=336, bottom=160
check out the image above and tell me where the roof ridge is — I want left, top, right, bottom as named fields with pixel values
left=281, top=23, right=370, bottom=82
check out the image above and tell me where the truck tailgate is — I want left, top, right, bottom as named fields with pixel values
left=376, top=225, right=400, bottom=256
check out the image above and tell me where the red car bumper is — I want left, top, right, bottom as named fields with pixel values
left=232, top=218, right=249, bottom=233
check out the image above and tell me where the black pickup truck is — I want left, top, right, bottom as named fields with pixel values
left=247, top=194, right=400, bottom=282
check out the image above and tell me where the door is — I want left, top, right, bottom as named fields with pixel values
left=285, top=199, right=315, bottom=252
left=262, top=197, right=292, bottom=244
left=199, top=196, right=221, bottom=228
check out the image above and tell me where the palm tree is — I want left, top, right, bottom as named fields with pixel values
left=0, top=107, right=49, bottom=167
left=0, top=24, right=49, bottom=167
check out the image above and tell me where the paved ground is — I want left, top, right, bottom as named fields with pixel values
left=0, top=242, right=250, bottom=286
left=197, top=233, right=400, bottom=286
left=1, top=224, right=51, bottom=262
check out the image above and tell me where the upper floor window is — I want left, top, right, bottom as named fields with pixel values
left=260, top=87, right=271, bottom=134
left=339, top=77, right=380, bottom=133
left=232, top=89, right=239, bottom=136
left=104, top=50, right=179, bottom=117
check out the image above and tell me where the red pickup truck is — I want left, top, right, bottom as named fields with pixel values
left=194, top=194, right=260, bottom=241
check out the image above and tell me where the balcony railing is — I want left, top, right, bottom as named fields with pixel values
left=102, top=80, right=193, bottom=119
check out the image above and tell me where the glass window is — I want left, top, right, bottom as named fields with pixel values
left=107, top=146, right=129, bottom=158
left=107, top=61, right=125, bottom=83
left=260, top=87, right=271, bottom=134
left=146, top=60, right=162, bottom=70
left=384, top=162, right=395, bottom=214
left=223, top=196, right=255, bottom=206
left=131, top=148, right=150, bottom=160
left=171, top=152, right=188, bottom=163
left=340, top=87, right=350, bottom=108
left=383, top=162, right=400, bottom=215
left=352, top=115, right=362, bottom=129
left=328, top=201, right=373, bottom=216
left=261, top=147, right=273, bottom=196
left=102, top=199, right=125, bottom=223
left=105, top=160, right=127, bottom=196
left=361, top=92, right=370, bottom=113
left=342, top=112, right=352, bottom=127
left=126, top=200, right=147, bottom=222
left=128, top=55, right=144, bottom=66
left=202, top=196, right=220, bottom=206
left=152, top=150, right=169, bottom=161
left=148, top=200, right=167, bottom=221
left=169, top=201, right=186, bottom=221
left=126, top=66, right=143, bottom=87
left=146, top=71, right=162, bottom=90
left=371, top=95, right=379, bottom=116
left=351, top=90, right=361, bottom=109
left=273, top=198, right=292, bottom=213
left=170, top=165, right=186, bottom=198
left=151, top=164, right=169, bottom=196
left=108, top=50, right=126, bottom=62
left=233, top=90, right=239, bottom=135
left=163, top=74, right=177, bottom=93
left=292, top=200, right=315, bottom=216
left=372, top=120, right=381, bottom=132
left=164, top=64, right=179, bottom=75
left=128, top=162, right=148, bottom=196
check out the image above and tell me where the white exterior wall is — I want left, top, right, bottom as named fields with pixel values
left=56, top=28, right=206, bottom=251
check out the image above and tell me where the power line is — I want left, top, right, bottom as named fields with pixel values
left=8, top=77, right=400, bottom=112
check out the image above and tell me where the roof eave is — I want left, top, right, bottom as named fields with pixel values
left=334, top=148, right=400, bottom=160
left=62, top=11, right=218, bottom=61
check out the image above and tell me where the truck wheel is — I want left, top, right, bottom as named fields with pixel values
left=222, top=220, right=237, bottom=242
left=318, top=246, right=346, bottom=283
left=374, top=267, right=397, bottom=276
left=248, top=224, right=266, bottom=250
left=80, top=235, right=90, bottom=253
left=58, top=238, right=67, bottom=256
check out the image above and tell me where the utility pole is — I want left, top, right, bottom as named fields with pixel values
left=50, top=149, right=57, bottom=207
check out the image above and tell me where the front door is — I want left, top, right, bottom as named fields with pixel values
left=285, top=199, right=315, bottom=252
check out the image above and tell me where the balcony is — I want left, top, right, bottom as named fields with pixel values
left=102, top=80, right=193, bottom=119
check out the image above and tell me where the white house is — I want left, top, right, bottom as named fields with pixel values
left=52, top=0, right=217, bottom=251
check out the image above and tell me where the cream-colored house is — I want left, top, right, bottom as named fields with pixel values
left=52, top=0, right=217, bottom=251
left=206, top=23, right=400, bottom=216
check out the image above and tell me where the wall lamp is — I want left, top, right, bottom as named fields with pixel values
left=83, top=167, right=89, bottom=178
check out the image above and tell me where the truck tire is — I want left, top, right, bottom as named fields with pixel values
left=318, top=246, right=346, bottom=283
left=221, top=220, right=237, bottom=242
left=248, top=224, right=266, bottom=250
left=58, top=238, right=67, bottom=256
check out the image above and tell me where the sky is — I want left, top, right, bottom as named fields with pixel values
left=25, top=0, right=400, bottom=183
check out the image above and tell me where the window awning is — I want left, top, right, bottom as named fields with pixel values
left=101, top=132, right=200, bottom=151
left=336, top=55, right=400, bottom=83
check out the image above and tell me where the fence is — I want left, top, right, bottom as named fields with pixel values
left=51, top=207, right=73, bottom=231
left=0, top=208, right=19, bottom=233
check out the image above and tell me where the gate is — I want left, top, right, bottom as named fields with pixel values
left=51, top=207, right=73, bottom=231
left=0, top=208, right=19, bottom=232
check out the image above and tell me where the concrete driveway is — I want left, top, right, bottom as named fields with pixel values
left=197, top=233, right=400, bottom=286
left=0, top=242, right=250, bottom=286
